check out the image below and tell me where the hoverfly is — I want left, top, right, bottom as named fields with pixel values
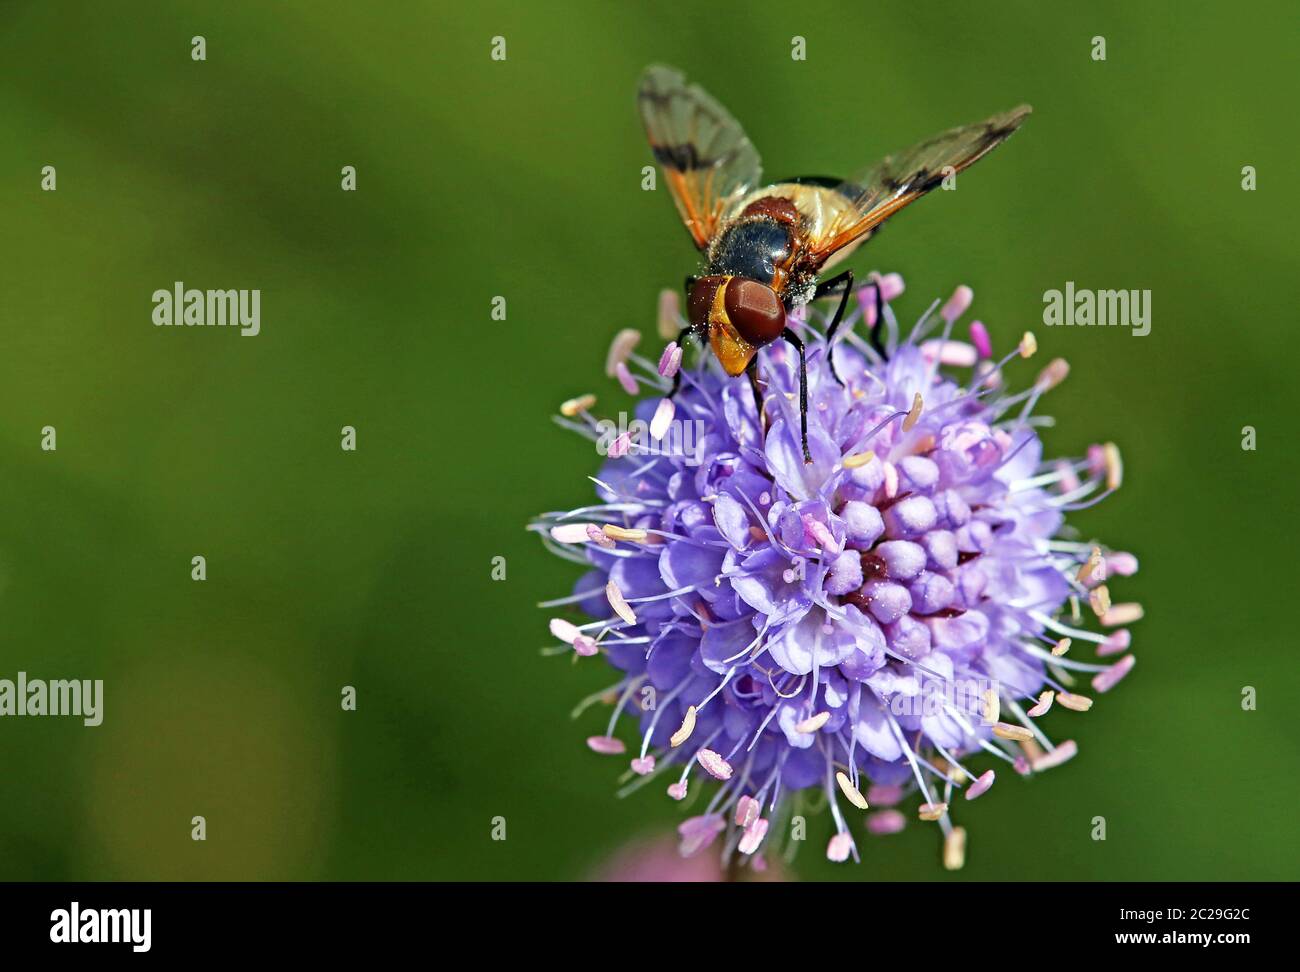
left=639, top=65, right=1030, bottom=462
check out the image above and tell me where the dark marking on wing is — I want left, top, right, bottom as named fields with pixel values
left=638, top=65, right=764, bottom=249
left=801, top=104, right=1032, bottom=267
left=652, top=142, right=706, bottom=171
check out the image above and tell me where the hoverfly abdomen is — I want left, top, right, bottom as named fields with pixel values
left=708, top=218, right=793, bottom=286
left=739, top=194, right=801, bottom=225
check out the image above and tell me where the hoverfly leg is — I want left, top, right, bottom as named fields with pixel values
left=781, top=327, right=813, bottom=464
left=745, top=357, right=767, bottom=437
left=814, top=269, right=854, bottom=387
left=867, top=274, right=888, bottom=361
left=668, top=326, right=695, bottom=398
left=667, top=277, right=702, bottom=399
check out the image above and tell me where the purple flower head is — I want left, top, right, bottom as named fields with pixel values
left=534, top=275, right=1140, bottom=871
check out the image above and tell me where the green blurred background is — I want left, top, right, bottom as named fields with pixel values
left=1, top=0, right=1295, bottom=881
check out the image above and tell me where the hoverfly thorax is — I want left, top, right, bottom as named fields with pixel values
left=687, top=274, right=786, bottom=377
left=708, top=218, right=793, bottom=286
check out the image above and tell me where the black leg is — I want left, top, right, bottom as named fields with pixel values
left=781, top=327, right=812, bottom=464
left=668, top=326, right=694, bottom=398
left=667, top=276, right=702, bottom=398
left=745, top=357, right=766, bottom=433
left=813, top=269, right=854, bottom=386
left=867, top=274, right=888, bottom=360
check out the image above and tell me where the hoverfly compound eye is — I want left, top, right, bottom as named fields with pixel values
left=724, top=279, right=786, bottom=347
left=687, top=276, right=728, bottom=331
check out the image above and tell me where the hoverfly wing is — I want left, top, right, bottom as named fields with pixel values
left=800, top=105, right=1031, bottom=270
left=638, top=65, right=763, bottom=251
